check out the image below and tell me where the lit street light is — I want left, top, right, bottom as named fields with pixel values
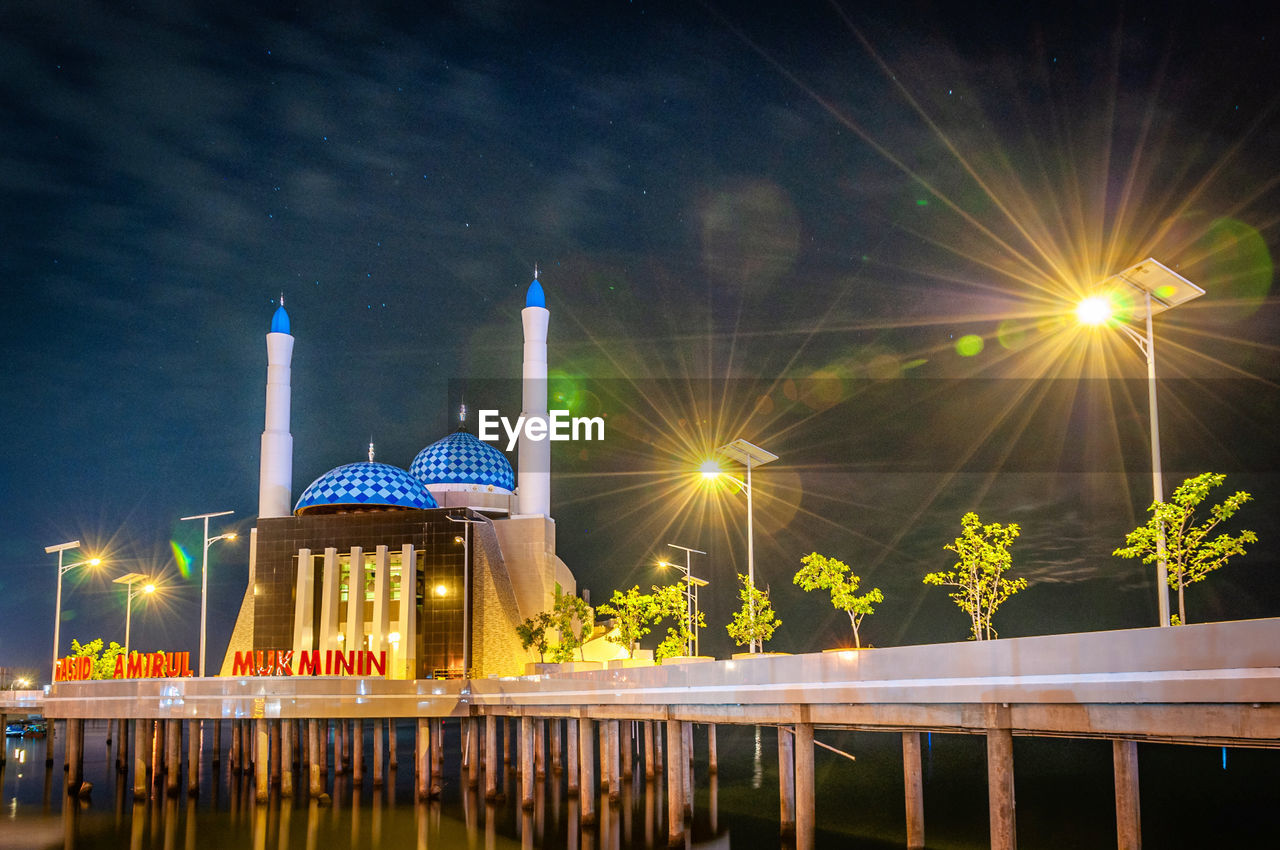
left=45, top=540, right=101, bottom=681
left=180, top=510, right=236, bottom=676
left=700, top=438, right=778, bottom=653
left=659, top=543, right=708, bottom=656
left=1077, top=258, right=1204, bottom=627
left=112, top=573, right=158, bottom=656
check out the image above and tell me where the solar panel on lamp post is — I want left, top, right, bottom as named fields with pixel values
left=180, top=510, right=235, bottom=676
left=1077, top=258, right=1204, bottom=627
left=45, top=540, right=101, bottom=681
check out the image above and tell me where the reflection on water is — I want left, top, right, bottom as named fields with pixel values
left=3, top=719, right=1279, bottom=848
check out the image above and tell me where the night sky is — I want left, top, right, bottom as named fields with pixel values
left=4, top=1, right=1278, bottom=680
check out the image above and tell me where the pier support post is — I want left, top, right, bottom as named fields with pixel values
left=254, top=719, right=270, bottom=803
left=520, top=716, right=535, bottom=810
left=654, top=720, right=664, bottom=772
left=607, top=720, right=621, bottom=802
left=795, top=723, right=815, bottom=850
left=373, top=718, right=384, bottom=787
left=353, top=719, right=364, bottom=784
left=579, top=718, right=596, bottom=825
left=318, top=719, right=328, bottom=781
left=778, top=725, right=795, bottom=837
left=708, top=724, right=718, bottom=774
left=231, top=721, right=241, bottom=773
left=165, top=719, right=182, bottom=798
left=504, top=718, right=513, bottom=765
left=134, top=719, right=149, bottom=800
left=430, top=719, right=442, bottom=796
left=643, top=721, right=655, bottom=779
left=550, top=718, right=562, bottom=773
left=334, top=719, right=345, bottom=775
left=665, top=719, right=684, bottom=846
left=484, top=715, right=498, bottom=800
left=534, top=718, right=545, bottom=780
left=903, top=732, right=925, bottom=849
left=415, top=718, right=430, bottom=802
left=388, top=718, right=397, bottom=769
left=187, top=721, right=200, bottom=796
left=212, top=720, right=221, bottom=765
left=621, top=721, right=633, bottom=780
left=342, top=719, right=351, bottom=772
left=281, top=719, right=294, bottom=798
left=308, top=720, right=323, bottom=799
left=986, top=728, right=1016, bottom=850
left=66, top=718, right=82, bottom=794
left=45, top=719, right=54, bottom=766
left=682, top=721, right=693, bottom=816
left=467, top=717, right=480, bottom=788
left=567, top=718, right=580, bottom=795
left=270, top=720, right=282, bottom=788
left=1113, top=740, right=1141, bottom=850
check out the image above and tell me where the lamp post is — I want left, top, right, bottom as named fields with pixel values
left=448, top=512, right=485, bottom=677
left=1077, top=258, right=1204, bottom=627
left=659, top=543, right=707, bottom=656
left=180, top=510, right=236, bottom=676
left=112, top=573, right=157, bottom=656
left=702, top=439, right=778, bottom=653
left=45, top=541, right=101, bottom=680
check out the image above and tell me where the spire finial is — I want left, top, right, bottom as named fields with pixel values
left=534, top=263, right=539, bottom=280
left=279, top=292, right=284, bottom=306
left=368, top=439, right=375, bottom=462
left=459, top=401, right=468, bottom=424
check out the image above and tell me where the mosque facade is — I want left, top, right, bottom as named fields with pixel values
left=220, top=277, right=575, bottom=679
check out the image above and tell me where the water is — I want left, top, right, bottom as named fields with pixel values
left=2, top=721, right=1277, bottom=848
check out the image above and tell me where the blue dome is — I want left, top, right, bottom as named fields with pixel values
left=526, top=278, right=546, bottom=309
left=295, top=462, right=438, bottom=514
left=410, top=431, right=515, bottom=493
left=271, top=304, right=291, bottom=334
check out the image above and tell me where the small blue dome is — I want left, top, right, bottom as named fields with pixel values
left=526, top=278, right=546, bottom=309
left=295, top=462, right=438, bottom=514
left=271, top=304, right=291, bottom=334
left=410, top=431, right=515, bottom=493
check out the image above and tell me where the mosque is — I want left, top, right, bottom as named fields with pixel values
left=219, top=275, right=578, bottom=679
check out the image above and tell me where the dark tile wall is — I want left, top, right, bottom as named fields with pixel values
left=254, top=509, right=467, bottom=677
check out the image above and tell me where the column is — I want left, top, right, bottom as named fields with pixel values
left=165, top=719, right=181, bottom=798
left=430, top=719, right=443, bottom=796
left=370, top=545, right=390, bottom=660
left=467, top=717, right=480, bottom=788
left=987, top=728, right=1016, bottom=850
left=484, top=715, right=499, bottom=801
left=607, top=721, right=621, bottom=802
left=397, top=544, right=418, bottom=679
left=415, top=719, right=430, bottom=802
left=1114, top=739, right=1141, bottom=850
left=133, top=719, right=149, bottom=800
left=318, top=547, right=341, bottom=651
left=345, top=546, right=365, bottom=650
left=903, top=732, right=925, bottom=849
left=708, top=724, right=718, bottom=774
left=621, top=721, right=633, bottom=780
left=643, top=721, right=655, bottom=779
left=281, top=719, right=294, bottom=798
left=353, top=719, right=365, bottom=784
left=682, top=721, right=693, bottom=816
left=308, top=719, right=323, bottom=798
left=778, top=725, right=796, bottom=836
left=566, top=718, right=580, bottom=795
left=270, top=720, right=282, bottom=788
left=66, top=718, right=82, bottom=794
left=388, top=718, right=398, bottom=769
left=187, top=720, right=200, bottom=796
left=293, top=548, right=315, bottom=653
left=520, top=716, right=535, bottom=809
left=255, top=719, right=270, bottom=803
left=550, top=719, right=562, bottom=773
left=231, top=721, right=242, bottom=773
left=373, top=717, right=385, bottom=787
left=665, top=720, right=684, bottom=845
left=795, top=723, right=815, bottom=850
left=212, top=720, right=222, bottom=765
left=579, top=718, right=596, bottom=825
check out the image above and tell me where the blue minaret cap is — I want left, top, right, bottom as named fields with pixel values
left=526, top=266, right=546, bottom=309
left=270, top=300, right=291, bottom=334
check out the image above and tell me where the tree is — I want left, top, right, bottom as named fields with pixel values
left=597, top=586, right=661, bottom=659
left=550, top=593, right=594, bottom=662
left=726, top=574, right=780, bottom=651
left=515, top=612, right=555, bottom=663
left=652, top=583, right=706, bottom=660
left=68, top=638, right=126, bottom=680
left=1114, top=472, right=1257, bottom=625
left=793, top=552, right=884, bottom=648
left=923, top=512, right=1026, bottom=640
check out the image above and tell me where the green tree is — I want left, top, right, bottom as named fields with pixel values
left=1114, top=472, right=1257, bottom=625
left=794, top=552, right=884, bottom=648
left=68, top=638, right=126, bottom=680
left=550, top=593, right=594, bottom=662
left=923, top=512, right=1026, bottom=640
left=652, top=583, right=706, bottom=660
left=725, top=574, right=780, bottom=651
left=597, top=586, right=662, bottom=659
left=515, top=612, right=555, bottom=663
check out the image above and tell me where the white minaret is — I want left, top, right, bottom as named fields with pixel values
left=258, top=297, right=294, bottom=518
left=518, top=268, right=551, bottom=517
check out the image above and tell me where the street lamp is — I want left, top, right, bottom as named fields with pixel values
left=112, top=573, right=157, bottom=656
left=659, top=543, right=708, bottom=656
left=448, top=512, right=485, bottom=677
left=45, top=540, right=102, bottom=680
left=180, top=510, right=236, bottom=677
left=1077, top=258, right=1204, bottom=627
left=700, top=438, right=778, bottom=653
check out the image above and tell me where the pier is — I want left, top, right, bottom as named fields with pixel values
left=37, top=617, right=1280, bottom=848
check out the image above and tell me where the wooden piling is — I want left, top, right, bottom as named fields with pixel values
left=66, top=718, right=82, bottom=795
left=281, top=719, right=294, bottom=799
left=903, top=732, right=925, bottom=849
left=1113, top=739, right=1141, bottom=850
left=467, top=717, right=480, bottom=788
left=318, top=719, right=328, bottom=781
left=550, top=718, right=562, bottom=773
left=778, top=726, right=795, bottom=837
left=133, top=719, right=149, bottom=800
left=164, top=719, right=181, bottom=797
left=415, top=718, right=430, bottom=801
left=341, top=719, right=351, bottom=771
left=708, top=724, right=718, bottom=774
left=794, top=723, right=815, bottom=850
left=231, top=721, right=241, bottom=773
left=187, top=720, right=200, bottom=796
left=254, top=719, right=270, bottom=803
left=665, top=719, right=684, bottom=846
left=520, top=716, right=535, bottom=809
left=353, top=719, right=365, bottom=784
left=599, top=722, right=610, bottom=793
left=388, top=718, right=397, bottom=769
left=578, top=718, right=596, bottom=825
left=484, top=715, right=498, bottom=801
left=534, top=718, right=546, bottom=780
left=566, top=718, right=580, bottom=795
left=654, top=720, right=664, bottom=772
left=373, top=718, right=384, bottom=787
left=270, top=720, right=282, bottom=788
left=607, top=720, right=621, bottom=802
left=334, top=719, right=345, bottom=775
left=986, top=728, right=1016, bottom=850
left=212, top=720, right=221, bottom=765
left=644, top=721, right=655, bottom=779
left=621, top=721, right=633, bottom=780
left=430, top=719, right=443, bottom=797
left=308, top=719, right=323, bottom=799
left=682, top=721, right=693, bottom=816
left=504, top=717, right=513, bottom=765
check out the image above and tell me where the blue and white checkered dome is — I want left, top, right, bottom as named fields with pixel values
left=294, top=461, right=439, bottom=515
left=410, top=430, right=515, bottom=494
